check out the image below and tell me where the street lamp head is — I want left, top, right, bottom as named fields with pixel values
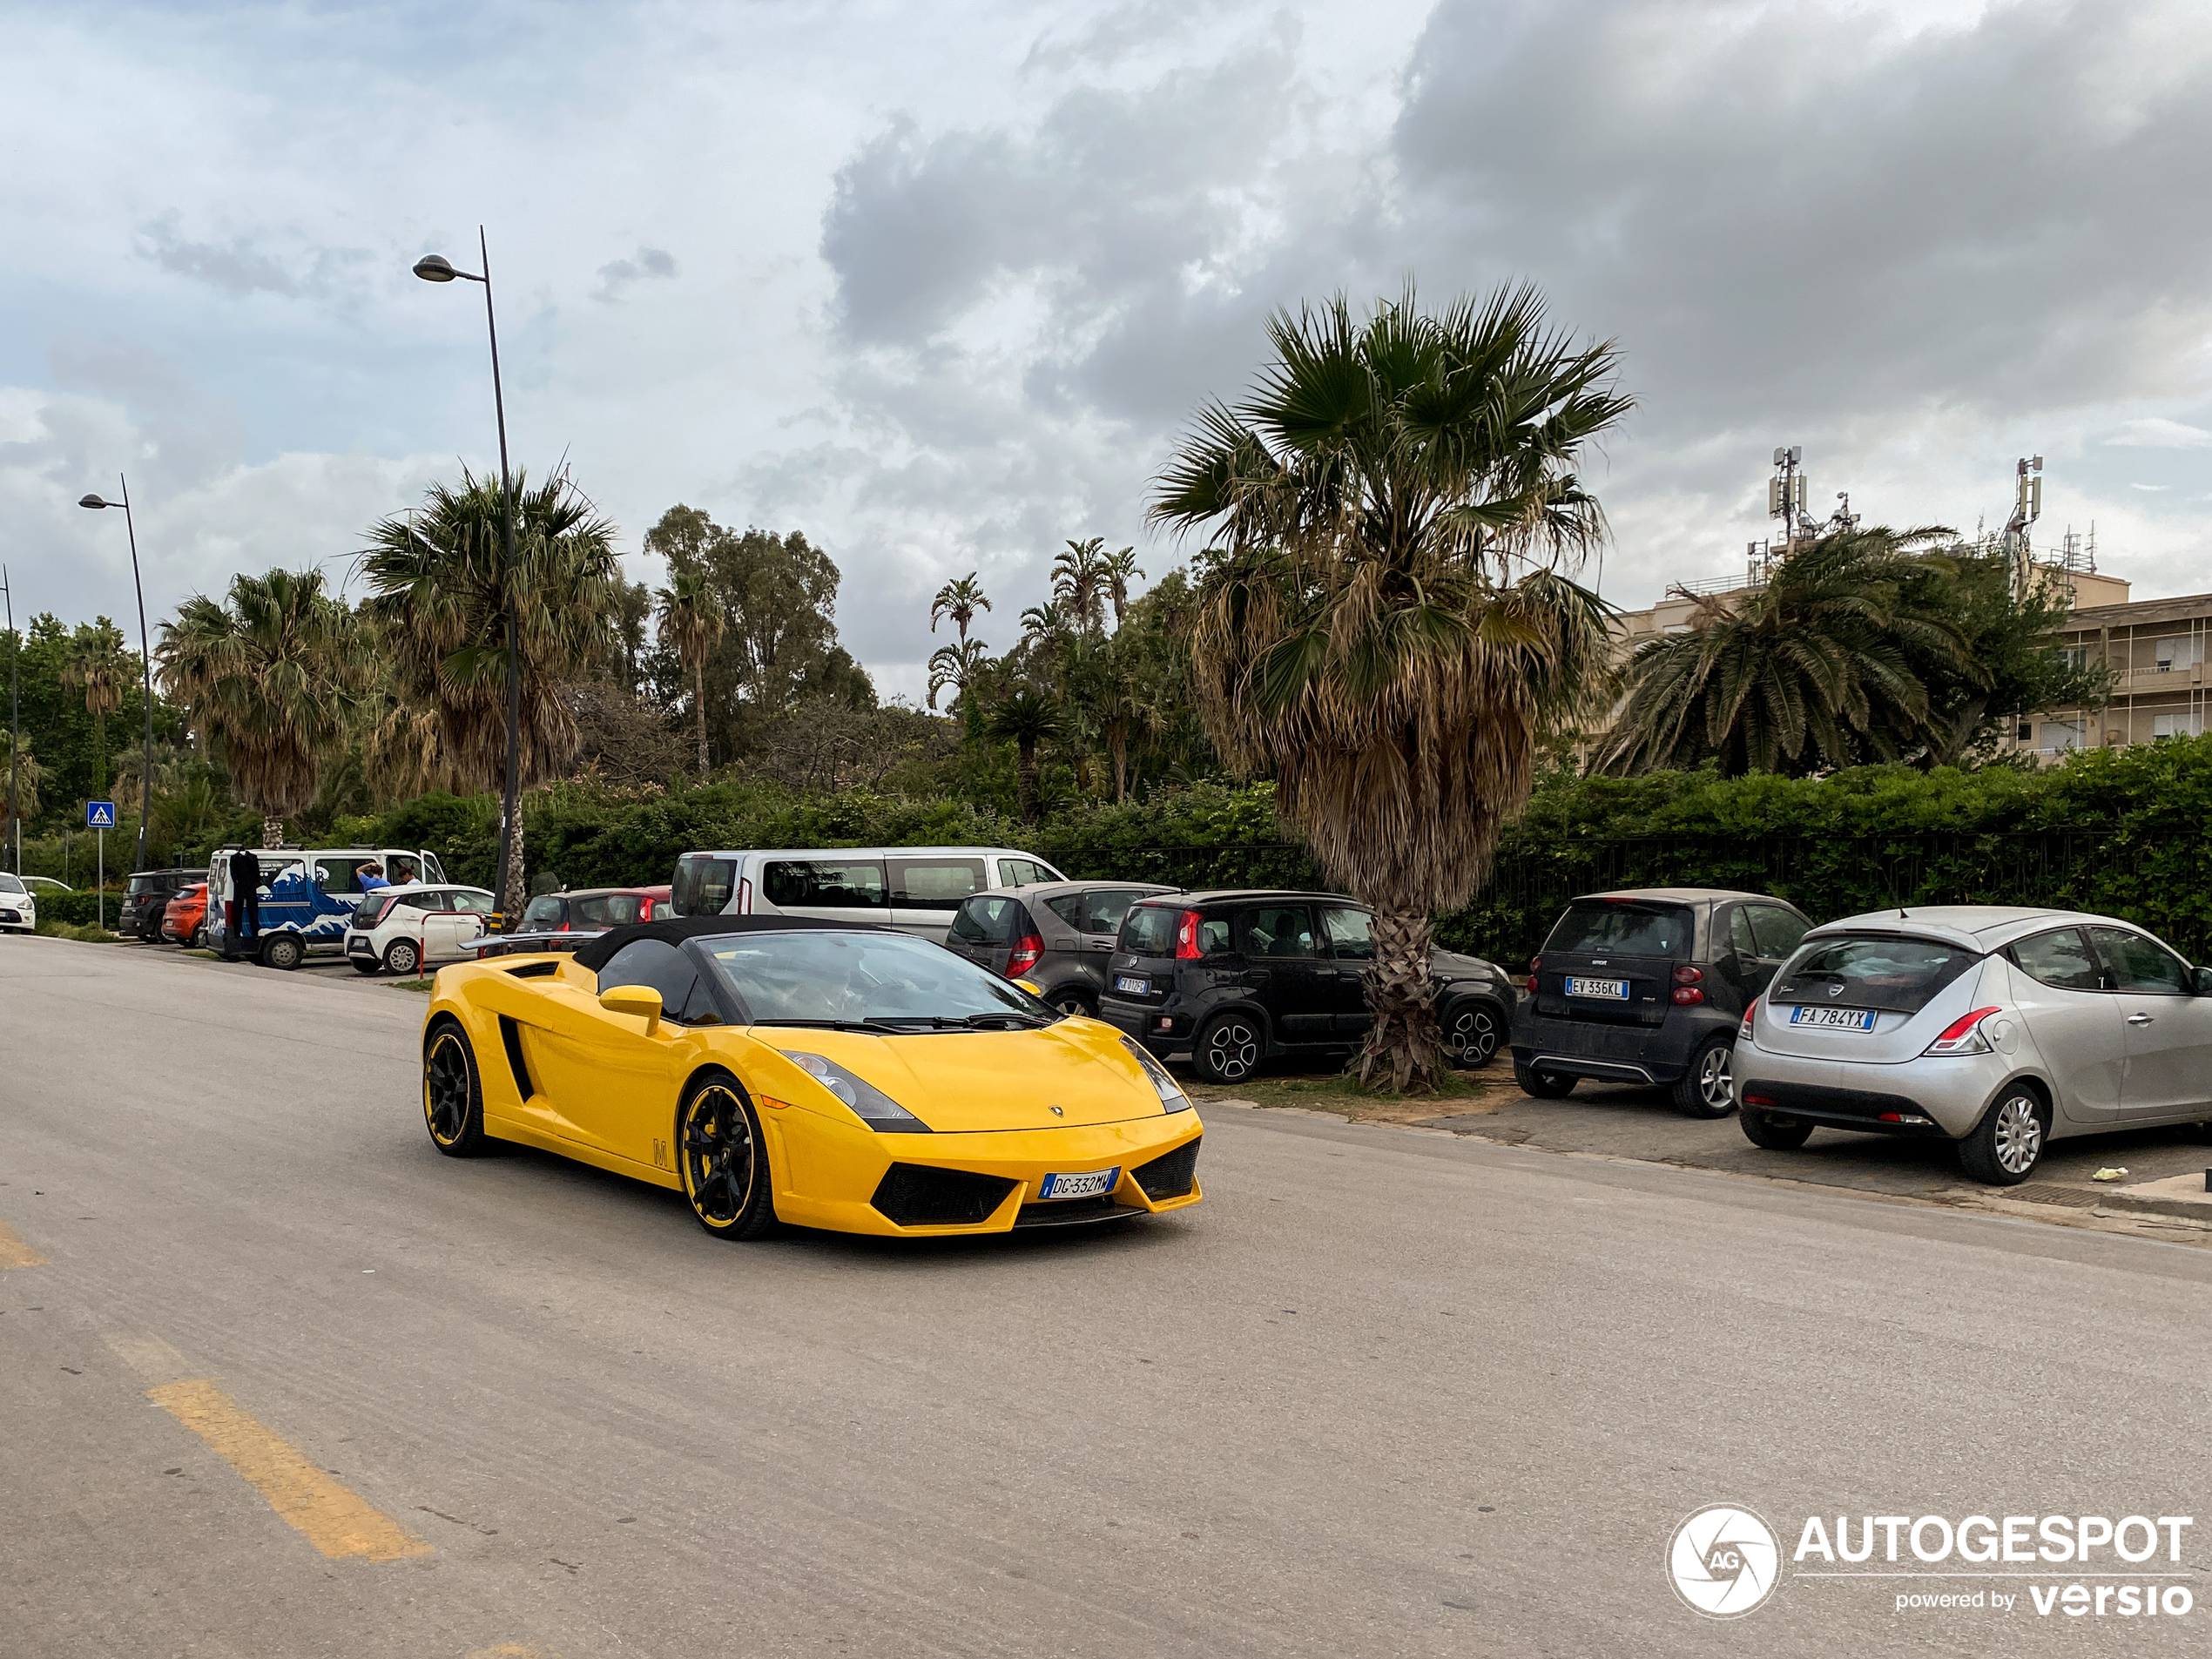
left=413, top=253, right=461, bottom=282
left=78, top=494, right=113, bottom=510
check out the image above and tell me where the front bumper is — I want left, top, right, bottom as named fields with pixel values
left=1735, top=1042, right=2011, bottom=1139
left=769, top=1109, right=1205, bottom=1237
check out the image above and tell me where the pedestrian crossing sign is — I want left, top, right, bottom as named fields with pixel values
left=86, top=800, right=116, bottom=828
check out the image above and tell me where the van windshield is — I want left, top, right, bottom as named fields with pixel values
left=1770, top=934, right=1979, bottom=1015
left=1545, top=900, right=1692, bottom=959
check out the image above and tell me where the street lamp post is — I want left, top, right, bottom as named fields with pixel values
left=414, top=231, right=523, bottom=927
left=76, top=476, right=158, bottom=876
left=3, top=563, right=19, bottom=874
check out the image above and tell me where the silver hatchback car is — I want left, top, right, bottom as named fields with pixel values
left=1735, top=906, right=2212, bottom=1184
left=944, top=881, right=1179, bottom=1017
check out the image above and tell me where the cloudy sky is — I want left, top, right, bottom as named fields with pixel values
left=4, top=0, right=2208, bottom=700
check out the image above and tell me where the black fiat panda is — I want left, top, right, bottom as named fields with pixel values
left=1099, top=889, right=1519, bottom=1085
left=1507, top=887, right=1813, bottom=1116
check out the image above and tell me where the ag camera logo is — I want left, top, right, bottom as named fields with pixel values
left=1669, top=1504, right=1783, bottom=1618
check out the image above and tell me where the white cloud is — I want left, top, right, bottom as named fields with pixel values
left=2107, top=416, right=2212, bottom=448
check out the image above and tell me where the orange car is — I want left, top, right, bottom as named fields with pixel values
left=163, top=882, right=210, bottom=948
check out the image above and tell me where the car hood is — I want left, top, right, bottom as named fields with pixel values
left=1431, top=948, right=1501, bottom=978
left=748, top=1018, right=1176, bottom=1133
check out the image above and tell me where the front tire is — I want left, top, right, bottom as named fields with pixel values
left=1049, top=988, right=1097, bottom=1020
left=1192, top=1013, right=1263, bottom=1086
left=1959, top=1089, right=2048, bottom=1185
left=1740, top=1107, right=1815, bottom=1150
left=678, top=1071, right=778, bottom=1239
left=1442, top=999, right=1504, bottom=1069
left=1514, top=1059, right=1576, bottom=1098
left=384, top=938, right=421, bottom=977
left=1672, top=1037, right=1737, bottom=1118
left=422, top=1021, right=489, bottom=1157
left=352, top=959, right=381, bottom=976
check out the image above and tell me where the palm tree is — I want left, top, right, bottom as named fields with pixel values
left=1103, top=545, right=1145, bottom=629
left=361, top=469, right=620, bottom=918
left=1019, top=599, right=1070, bottom=647
left=1593, top=526, right=1979, bottom=777
left=61, top=621, right=130, bottom=799
left=987, top=687, right=1063, bottom=823
left=657, top=568, right=725, bottom=773
left=1051, top=539, right=1110, bottom=632
left=158, top=570, right=369, bottom=848
left=930, top=573, right=992, bottom=643
left=0, top=731, right=42, bottom=834
left=927, top=637, right=992, bottom=711
left=1151, top=285, right=1629, bottom=1092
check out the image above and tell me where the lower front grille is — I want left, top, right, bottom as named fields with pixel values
left=1132, top=1137, right=1201, bottom=1200
left=871, top=1163, right=1018, bottom=1227
left=1015, top=1197, right=1144, bottom=1227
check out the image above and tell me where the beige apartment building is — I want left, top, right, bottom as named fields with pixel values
left=1600, top=562, right=2211, bottom=761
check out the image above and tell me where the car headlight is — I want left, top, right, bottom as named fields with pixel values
left=777, top=1050, right=931, bottom=1132
left=1118, top=1034, right=1193, bottom=1111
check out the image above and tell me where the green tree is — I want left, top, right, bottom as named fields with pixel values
left=1152, top=285, right=1628, bottom=1092
left=0, top=729, right=42, bottom=837
left=61, top=621, right=130, bottom=799
left=988, top=687, right=1063, bottom=823
left=361, top=469, right=622, bottom=915
left=930, top=573, right=991, bottom=643
left=1051, top=538, right=1110, bottom=633
left=158, top=570, right=370, bottom=849
left=657, top=568, right=725, bottom=773
left=1103, top=545, right=1145, bottom=629
left=927, top=637, right=992, bottom=712
left=1595, top=526, right=1983, bottom=778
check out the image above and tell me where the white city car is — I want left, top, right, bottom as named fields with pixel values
left=342, top=885, right=496, bottom=975
left=0, top=873, right=36, bottom=934
left=1736, top=905, right=2212, bottom=1184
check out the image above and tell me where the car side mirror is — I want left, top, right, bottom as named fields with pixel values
left=599, top=985, right=663, bottom=1033
left=2196, top=967, right=2212, bottom=997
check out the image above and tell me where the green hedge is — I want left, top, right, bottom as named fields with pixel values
left=348, top=736, right=2212, bottom=965
left=31, top=890, right=127, bottom=927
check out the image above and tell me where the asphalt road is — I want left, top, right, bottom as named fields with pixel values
left=5, top=937, right=2209, bottom=1657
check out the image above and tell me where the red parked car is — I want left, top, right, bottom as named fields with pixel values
left=162, top=882, right=210, bottom=948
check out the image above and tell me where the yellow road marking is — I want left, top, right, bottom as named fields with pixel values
left=0, top=1215, right=48, bottom=1268
left=146, top=1378, right=432, bottom=1561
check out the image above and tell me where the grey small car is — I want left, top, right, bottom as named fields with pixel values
left=946, top=881, right=1179, bottom=1017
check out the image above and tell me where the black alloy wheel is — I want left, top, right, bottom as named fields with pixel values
left=260, top=934, right=305, bottom=971
left=1193, top=1014, right=1262, bottom=1086
left=1442, top=1000, right=1502, bottom=1069
left=422, top=1022, right=489, bottom=1157
left=678, top=1073, right=777, bottom=1239
left=385, top=938, right=421, bottom=976
left=1671, top=1038, right=1737, bottom=1118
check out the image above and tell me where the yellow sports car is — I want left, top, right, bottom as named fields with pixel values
left=419, top=916, right=1204, bottom=1238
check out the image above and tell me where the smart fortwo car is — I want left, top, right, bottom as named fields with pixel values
left=419, top=915, right=1205, bottom=1238
left=1735, top=906, right=2212, bottom=1184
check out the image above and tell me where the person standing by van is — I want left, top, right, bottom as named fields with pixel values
left=226, top=848, right=262, bottom=960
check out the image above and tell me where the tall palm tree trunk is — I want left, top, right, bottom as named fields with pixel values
left=502, top=799, right=526, bottom=922
left=1357, top=911, right=1441, bottom=1092
left=93, top=711, right=107, bottom=798
left=694, top=660, right=710, bottom=773
left=1016, top=738, right=1039, bottom=822
left=1108, top=723, right=1129, bottom=803
left=261, top=812, right=284, bottom=849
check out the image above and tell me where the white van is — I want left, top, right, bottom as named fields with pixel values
left=206, top=845, right=450, bottom=968
left=669, top=846, right=1066, bottom=942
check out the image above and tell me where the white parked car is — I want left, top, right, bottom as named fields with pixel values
left=1736, top=905, right=2212, bottom=1184
left=343, top=885, right=496, bottom=975
left=0, top=873, right=36, bottom=934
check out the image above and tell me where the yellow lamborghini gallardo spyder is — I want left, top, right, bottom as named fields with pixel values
left=420, top=916, right=1204, bottom=1238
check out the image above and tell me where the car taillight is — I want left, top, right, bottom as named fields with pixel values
left=1924, top=1006, right=2003, bottom=1056
left=1175, top=910, right=1204, bottom=961
left=1671, top=986, right=1705, bottom=1005
left=736, top=876, right=752, bottom=915
left=1739, top=998, right=1757, bottom=1039
left=1527, top=955, right=1541, bottom=996
left=1673, top=965, right=1703, bottom=985
left=1007, top=930, right=1044, bottom=978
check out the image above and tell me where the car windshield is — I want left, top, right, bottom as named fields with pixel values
left=351, top=894, right=388, bottom=926
left=699, top=930, right=1047, bottom=1026
left=0, top=873, right=23, bottom=894
left=1545, top=900, right=1692, bottom=958
left=1121, top=904, right=1184, bottom=957
left=1770, top=934, right=1979, bottom=1014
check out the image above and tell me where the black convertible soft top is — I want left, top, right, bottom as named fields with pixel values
left=569, top=914, right=890, bottom=972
